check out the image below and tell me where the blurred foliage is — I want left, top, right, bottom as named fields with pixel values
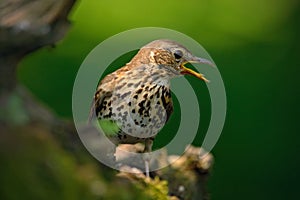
left=0, top=127, right=97, bottom=200
left=11, top=0, right=300, bottom=199
left=0, top=126, right=156, bottom=200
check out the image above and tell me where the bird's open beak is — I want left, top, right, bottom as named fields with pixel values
left=180, top=56, right=214, bottom=82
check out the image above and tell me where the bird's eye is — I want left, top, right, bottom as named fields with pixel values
left=173, top=50, right=183, bottom=60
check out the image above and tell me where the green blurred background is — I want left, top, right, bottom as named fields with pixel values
left=14, top=0, right=299, bottom=199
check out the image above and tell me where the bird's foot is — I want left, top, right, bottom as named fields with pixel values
left=142, top=153, right=152, bottom=178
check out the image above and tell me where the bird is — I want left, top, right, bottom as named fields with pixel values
left=90, top=39, right=214, bottom=177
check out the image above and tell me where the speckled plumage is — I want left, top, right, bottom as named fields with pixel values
left=90, top=39, right=213, bottom=176
left=94, top=63, right=174, bottom=143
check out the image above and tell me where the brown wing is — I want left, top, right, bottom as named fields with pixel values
left=161, top=88, right=174, bottom=122
left=88, top=74, right=115, bottom=122
left=89, top=63, right=136, bottom=122
left=88, top=92, right=112, bottom=123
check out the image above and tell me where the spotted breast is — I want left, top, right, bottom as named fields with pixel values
left=93, top=62, right=174, bottom=144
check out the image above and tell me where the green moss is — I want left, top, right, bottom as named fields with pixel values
left=130, top=176, right=169, bottom=200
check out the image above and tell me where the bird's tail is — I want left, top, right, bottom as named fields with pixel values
left=88, top=99, right=97, bottom=125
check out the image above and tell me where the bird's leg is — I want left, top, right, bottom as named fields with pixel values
left=143, top=138, right=154, bottom=178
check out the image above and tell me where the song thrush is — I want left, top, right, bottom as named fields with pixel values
left=90, top=39, right=213, bottom=177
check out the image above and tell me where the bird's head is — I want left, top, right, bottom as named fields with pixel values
left=141, top=39, right=214, bottom=82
